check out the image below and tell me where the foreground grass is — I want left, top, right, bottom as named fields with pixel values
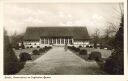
left=81, top=48, right=112, bottom=58
left=16, top=47, right=108, bottom=75
left=69, top=47, right=112, bottom=74
left=14, top=48, right=45, bottom=61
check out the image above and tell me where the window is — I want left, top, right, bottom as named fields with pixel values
left=69, top=39, right=73, bottom=44
left=65, top=39, right=68, bottom=44
left=45, top=38, right=48, bottom=44
left=41, top=38, right=44, bottom=44
left=53, top=38, right=56, bottom=44
left=61, top=38, right=64, bottom=44
left=57, top=39, right=60, bottom=44
left=49, top=39, right=52, bottom=44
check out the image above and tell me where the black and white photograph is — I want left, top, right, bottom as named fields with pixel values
left=3, top=2, right=124, bottom=75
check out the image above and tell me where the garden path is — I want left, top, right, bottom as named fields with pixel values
left=17, top=47, right=107, bottom=75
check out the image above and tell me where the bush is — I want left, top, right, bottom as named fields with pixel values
left=19, top=52, right=32, bottom=62
left=43, top=46, right=52, bottom=52
left=104, top=57, right=114, bottom=74
left=37, top=46, right=40, bottom=48
left=39, top=48, right=44, bottom=53
left=88, top=51, right=102, bottom=61
left=30, top=46, right=33, bottom=48
left=14, top=43, right=19, bottom=50
left=104, top=51, right=123, bottom=74
left=89, top=46, right=93, bottom=48
left=21, top=42, right=25, bottom=49
left=79, top=45, right=82, bottom=48
left=21, top=45, right=25, bottom=49
left=86, top=45, right=89, bottom=48
left=79, top=49, right=87, bottom=55
left=26, top=47, right=29, bottom=48
left=44, top=46, right=47, bottom=48
left=32, top=50, right=40, bottom=55
left=74, top=48, right=80, bottom=52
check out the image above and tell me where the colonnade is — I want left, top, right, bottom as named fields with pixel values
left=40, top=37, right=73, bottom=45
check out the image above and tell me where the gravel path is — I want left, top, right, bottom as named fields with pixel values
left=17, top=47, right=107, bottom=75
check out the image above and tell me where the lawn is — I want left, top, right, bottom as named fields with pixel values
left=81, top=48, right=112, bottom=59
left=13, top=48, right=44, bottom=61
left=16, top=47, right=108, bottom=75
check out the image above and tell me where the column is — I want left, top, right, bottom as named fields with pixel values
left=72, top=38, right=74, bottom=45
left=48, top=38, right=49, bottom=45
left=56, top=38, right=57, bottom=44
left=67, top=38, right=69, bottom=44
left=44, top=38, right=45, bottom=44
left=52, top=38, right=53, bottom=44
left=39, top=38, right=41, bottom=44
left=60, top=38, right=61, bottom=44
left=64, top=38, right=65, bottom=44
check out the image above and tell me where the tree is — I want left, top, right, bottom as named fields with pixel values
left=10, top=32, right=24, bottom=49
left=102, top=3, right=123, bottom=49
left=4, top=30, right=20, bottom=74
left=91, top=28, right=100, bottom=48
left=104, top=13, right=124, bottom=75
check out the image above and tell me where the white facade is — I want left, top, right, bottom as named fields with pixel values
left=74, top=41, right=89, bottom=47
left=24, top=37, right=89, bottom=48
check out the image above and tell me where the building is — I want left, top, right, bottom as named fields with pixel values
left=23, top=27, right=90, bottom=48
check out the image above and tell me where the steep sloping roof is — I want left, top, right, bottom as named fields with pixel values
left=23, top=26, right=90, bottom=41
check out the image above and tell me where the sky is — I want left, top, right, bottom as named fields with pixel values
left=3, top=3, right=123, bottom=36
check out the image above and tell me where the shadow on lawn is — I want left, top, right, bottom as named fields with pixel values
left=68, top=48, right=109, bottom=74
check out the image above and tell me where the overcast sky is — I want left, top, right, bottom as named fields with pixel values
left=3, top=3, right=123, bottom=36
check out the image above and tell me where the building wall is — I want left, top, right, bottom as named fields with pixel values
left=23, top=39, right=89, bottom=48
left=24, top=41, right=40, bottom=48
left=74, top=41, right=89, bottom=47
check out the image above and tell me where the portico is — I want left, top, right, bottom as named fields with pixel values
left=40, top=36, right=73, bottom=45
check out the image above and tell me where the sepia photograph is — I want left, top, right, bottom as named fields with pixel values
left=3, top=2, right=124, bottom=75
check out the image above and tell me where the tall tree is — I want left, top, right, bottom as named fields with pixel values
left=4, top=29, right=21, bottom=74
left=104, top=13, right=124, bottom=74
left=91, top=28, right=100, bottom=48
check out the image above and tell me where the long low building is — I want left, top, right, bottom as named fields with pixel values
left=23, top=27, right=90, bottom=48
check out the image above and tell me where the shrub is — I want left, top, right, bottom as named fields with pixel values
left=86, top=45, right=89, bottom=48
left=48, top=46, right=52, bottom=49
left=75, top=48, right=80, bottom=52
left=44, top=46, right=47, bottom=48
left=21, top=42, right=25, bottom=49
left=26, top=47, right=29, bottom=48
left=14, top=43, right=19, bottom=50
left=37, top=46, right=40, bottom=48
left=104, top=51, right=123, bottom=74
left=19, top=52, right=32, bottom=62
left=32, top=50, right=40, bottom=55
left=79, top=45, right=82, bottom=48
left=44, top=46, right=52, bottom=51
left=21, top=45, right=25, bottom=49
left=39, top=48, right=44, bottom=53
left=79, top=49, right=87, bottom=55
left=89, top=46, right=93, bottom=48
left=88, top=51, right=102, bottom=61
left=30, top=46, right=33, bottom=48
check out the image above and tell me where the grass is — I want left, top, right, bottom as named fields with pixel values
left=13, top=48, right=44, bottom=61
left=69, top=47, right=112, bottom=72
left=81, top=48, right=112, bottom=58
left=16, top=47, right=108, bottom=75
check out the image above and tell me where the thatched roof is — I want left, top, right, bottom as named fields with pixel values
left=23, top=27, right=90, bottom=41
